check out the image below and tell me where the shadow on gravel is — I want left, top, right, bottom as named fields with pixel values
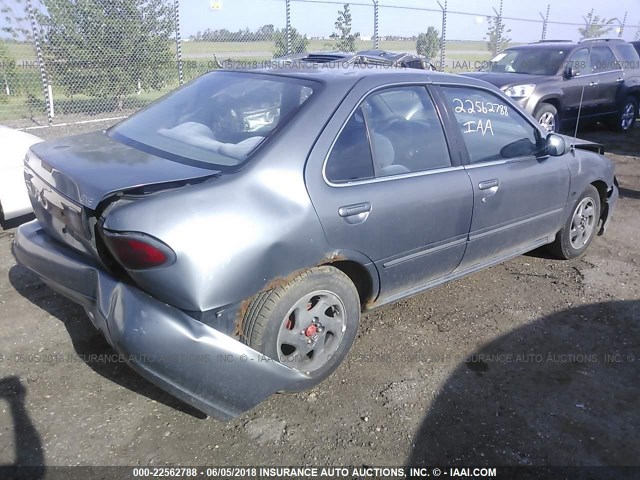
left=576, top=123, right=640, bottom=157
left=408, top=300, right=640, bottom=466
left=618, top=187, right=640, bottom=200
left=0, top=376, right=45, bottom=479
left=8, top=265, right=206, bottom=419
left=0, top=214, right=35, bottom=232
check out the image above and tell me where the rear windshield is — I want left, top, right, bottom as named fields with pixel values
left=109, top=71, right=317, bottom=170
left=485, top=48, right=569, bottom=75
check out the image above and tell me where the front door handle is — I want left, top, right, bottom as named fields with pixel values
left=589, top=81, right=599, bottom=86
left=479, top=179, right=499, bottom=203
left=338, top=202, right=371, bottom=218
left=478, top=179, right=499, bottom=190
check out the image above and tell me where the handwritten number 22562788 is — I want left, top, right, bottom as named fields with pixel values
left=452, top=98, right=509, bottom=136
left=452, top=98, right=509, bottom=117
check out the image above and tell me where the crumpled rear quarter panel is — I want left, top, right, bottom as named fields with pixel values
left=102, top=159, right=329, bottom=313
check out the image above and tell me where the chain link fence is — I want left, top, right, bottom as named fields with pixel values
left=1, top=0, right=639, bottom=129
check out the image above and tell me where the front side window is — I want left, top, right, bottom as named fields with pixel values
left=109, top=71, right=317, bottom=170
left=567, top=48, right=593, bottom=76
left=441, top=86, right=542, bottom=164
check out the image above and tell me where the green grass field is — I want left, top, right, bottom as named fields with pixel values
left=2, top=39, right=499, bottom=57
left=1, top=38, right=502, bottom=125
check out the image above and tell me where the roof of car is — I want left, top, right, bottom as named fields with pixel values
left=506, top=42, right=577, bottom=50
left=235, top=63, right=490, bottom=89
left=509, top=38, right=633, bottom=51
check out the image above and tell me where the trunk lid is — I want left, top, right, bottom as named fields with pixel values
left=27, top=131, right=220, bottom=209
left=24, top=131, right=219, bottom=259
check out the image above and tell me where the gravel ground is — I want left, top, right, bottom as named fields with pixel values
left=0, top=121, right=639, bottom=470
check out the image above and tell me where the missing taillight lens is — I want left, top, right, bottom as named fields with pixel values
left=102, top=231, right=175, bottom=270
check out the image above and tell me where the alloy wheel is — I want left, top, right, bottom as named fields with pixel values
left=538, top=112, right=557, bottom=132
left=570, top=197, right=596, bottom=250
left=620, top=102, right=635, bottom=131
left=277, top=290, right=347, bottom=374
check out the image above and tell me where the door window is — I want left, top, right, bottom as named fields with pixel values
left=591, top=46, right=621, bottom=72
left=441, top=86, right=542, bottom=164
left=362, top=86, right=451, bottom=177
left=325, top=107, right=375, bottom=183
left=567, top=48, right=593, bottom=76
left=326, top=86, right=451, bottom=183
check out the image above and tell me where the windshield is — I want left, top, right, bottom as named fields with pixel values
left=110, top=71, right=317, bottom=170
left=484, top=48, right=569, bottom=75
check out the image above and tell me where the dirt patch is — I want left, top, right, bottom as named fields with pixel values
left=0, top=123, right=638, bottom=467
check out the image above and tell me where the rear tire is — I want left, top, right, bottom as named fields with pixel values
left=548, top=185, right=600, bottom=260
left=241, top=266, right=360, bottom=390
left=612, top=96, right=637, bottom=132
left=534, top=103, right=559, bottom=133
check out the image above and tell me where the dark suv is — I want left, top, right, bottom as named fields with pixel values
left=462, top=39, right=640, bottom=133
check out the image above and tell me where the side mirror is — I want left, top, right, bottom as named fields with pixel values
left=545, top=133, right=567, bottom=156
left=563, top=66, right=575, bottom=79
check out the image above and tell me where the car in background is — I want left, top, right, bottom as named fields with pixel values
left=14, top=67, right=617, bottom=420
left=462, top=39, right=640, bottom=133
left=280, top=49, right=437, bottom=70
left=0, top=126, right=42, bottom=228
left=632, top=41, right=640, bottom=57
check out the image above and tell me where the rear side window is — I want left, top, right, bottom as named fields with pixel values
left=325, top=107, right=374, bottom=183
left=326, top=86, right=451, bottom=183
left=363, top=86, right=451, bottom=177
left=591, top=46, right=620, bottom=72
left=614, top=44, right=640, bottom=69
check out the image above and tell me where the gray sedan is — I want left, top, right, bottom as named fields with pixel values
left=13, top=66, right=618, bottom=420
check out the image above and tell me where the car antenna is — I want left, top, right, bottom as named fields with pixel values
left=571, top=42, right=595, bottom=155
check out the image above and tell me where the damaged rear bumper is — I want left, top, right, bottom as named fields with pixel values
left=12, top=220, right=308, bottom=420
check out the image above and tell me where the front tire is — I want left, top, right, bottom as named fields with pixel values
left=534, top=103, right=559, bottom=133
left=549, top=185, right=600, bottom=260
left=241, top=266, right=360, bottom=390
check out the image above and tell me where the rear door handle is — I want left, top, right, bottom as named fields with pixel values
left=478, top=179, right=499, bottom=190
left=589, top=81, right=599, bottom=86
left=338, top=202, right=371, bottom=218
left=616, top=78, right=624, bottom=83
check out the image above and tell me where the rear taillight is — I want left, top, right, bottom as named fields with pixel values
left=102, top=231, right=175, bottom=270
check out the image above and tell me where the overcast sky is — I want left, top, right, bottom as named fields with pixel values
left=180, top=0, right=640, bottom=42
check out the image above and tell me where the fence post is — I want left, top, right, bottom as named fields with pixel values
left=372, top=0, right=379, bottom=49
left=286, top=0, right=292, bottom=55
left=174, top=0, right=184, bottom=84
left=618, top=11, right=627, bottom=38
left=539, top=4, right=550, bottom=41
left=437, top=0, right=447, bottom=72
left=26, top=0, right=52, bottom=124
left=493, top=0, right=504, bottom=53
left=582, top=9, right=594, bottom=39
